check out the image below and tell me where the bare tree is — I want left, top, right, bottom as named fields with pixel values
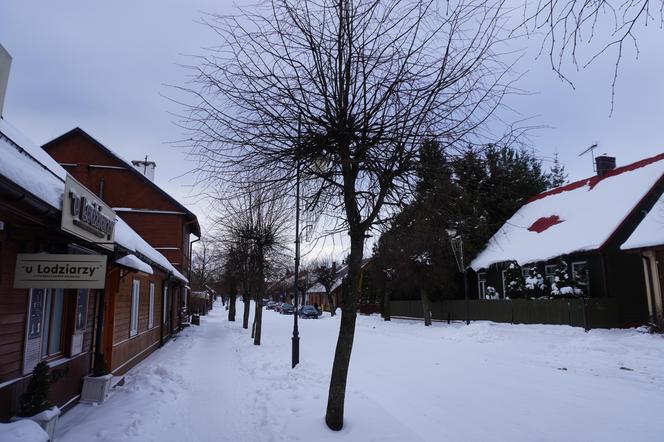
left=312, top=260, right=339, bottom=316
left=180, top=0, right=520, bottom=430
left=216, top=180, right=291, bottom=345
left=190, top=238, right=222, bottom=291
left=517, top=0, right=663, bottom=111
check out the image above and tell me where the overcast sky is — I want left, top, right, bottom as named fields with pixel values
left=1, top=1, right=662, bottom=259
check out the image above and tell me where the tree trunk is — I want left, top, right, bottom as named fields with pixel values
left=420, top=287, right=432, bottom=326
left=228, top=280, right=237, bottom=321
left=382, top=289, right=391, bottom=321
left=252, top=253, right=266, bottom=345
left=325, top=231, right=364, bottom=431
left=242, top=294, right=250, bottom=329
left=228, top=294, right=236, bottom=321
left=253, top=302, right=263, bottom=345
left=326, top=291, right=336, bottom=317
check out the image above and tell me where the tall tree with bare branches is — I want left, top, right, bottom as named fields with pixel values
left=180, top=0, right=522, bottom=430
left=313, top=260, right=339, bottom=316
left=216, top=180, right=290, bottom=345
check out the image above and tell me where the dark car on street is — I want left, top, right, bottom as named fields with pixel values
left=298, top=305, right=320, bottom=319
left=280, top=303, right=295, bottom=315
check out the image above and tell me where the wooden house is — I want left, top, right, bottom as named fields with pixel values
left=621, top=192, right=664, bottom=327
left=0, top=115, right=188, bottom=419
left=470, top=154, right=664, bottom=327
left=42, top=128, right=200, bottom=335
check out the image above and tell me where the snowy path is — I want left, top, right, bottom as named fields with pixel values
left=57, top=301, right=664, bottom=442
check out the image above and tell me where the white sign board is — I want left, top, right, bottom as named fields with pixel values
left=62, top=175, right=116, bottom=250
left=14, top=254, right=107, bottom=289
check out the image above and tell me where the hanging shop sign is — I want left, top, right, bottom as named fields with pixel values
left=14, top=254, right=107, bottom=289
left=62, top=175, right=116, bottom=250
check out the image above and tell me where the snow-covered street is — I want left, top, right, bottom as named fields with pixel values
left=56, top=302, right=664, bottom=442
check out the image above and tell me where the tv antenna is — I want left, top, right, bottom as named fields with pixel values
left=579, top=143, right=598, bottom=171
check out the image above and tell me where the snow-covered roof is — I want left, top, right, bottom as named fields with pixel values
left=330, top=258, right=371, bottom=292
left=306, top=282, right=325, bottom=294
left=115, top=254, right=154, bottom=275
left=621, top=192, right=664, bottom=250
left=471, top=153, right=664, bottom=270
left=0, top=118, right=187, bottom=283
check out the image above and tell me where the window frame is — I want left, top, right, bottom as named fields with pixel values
left=40, top=288, right=66, bottom=360
left=149, top=282, right=155, bottom=329
left=544, top=264, right=557, bottom=286
left=130, top=279, right=140, bottom=337
left=163, top=285, right=169, bottom=324
left=571, top=260, right=590, bottom=296
left=75, top=289, right=89, bottom=332
left=477, top=271, right=487, bottom=299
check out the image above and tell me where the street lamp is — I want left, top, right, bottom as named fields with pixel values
left=446, top=228, right=470, bottom=325
left=292, top=119, right=302, bottom=369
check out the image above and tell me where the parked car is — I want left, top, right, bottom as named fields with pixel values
left=266, top=301, right=277, bottom=310
left=298, top=305, right=320, bottom=319
left=280, top=303, right=295, bottom=315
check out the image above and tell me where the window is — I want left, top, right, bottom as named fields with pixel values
left=149, top=282, right=155, bottom=329
left=163, top=285, right=169, bottom=324
left=75, top=289, right=89, bottom=331
left=544, top=265, right=557, bottom=286
left=130, top=279, right=140, bottom=337
left=572, top=261, right=590, bottom=296
left=41, top=289, right=65, bottom=358
left=478, top=272, right=487, bottom=299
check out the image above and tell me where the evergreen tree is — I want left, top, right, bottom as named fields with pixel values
left=19, top=361, right=51, bottom=417
left=550, top=258, right=580, bottom=297
left=503, top=262, right=526, bottom=299
left=524, top=266, right=546, bottom=298
left=373, top=140, right=553, bottom=304
left=549, top=152, right=568, bottom=188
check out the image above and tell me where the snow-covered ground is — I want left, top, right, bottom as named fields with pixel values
left=56, top=301, right=664, bottom=442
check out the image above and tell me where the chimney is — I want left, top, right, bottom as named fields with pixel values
left=131, top=158, right=156, bottom=182
left=595, top=155, right=616, bottom=177
left=0, top=44, right=12, bottom=119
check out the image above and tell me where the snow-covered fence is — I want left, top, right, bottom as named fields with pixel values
left=390, top=298, right=619, bottom=329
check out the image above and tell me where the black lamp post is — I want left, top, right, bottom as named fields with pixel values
left=446, top=228, right=470, bottom=325
left=292, top=120, right=301, bottom=369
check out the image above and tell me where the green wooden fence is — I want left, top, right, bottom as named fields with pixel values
left=390, top=298, right=619, bottom=329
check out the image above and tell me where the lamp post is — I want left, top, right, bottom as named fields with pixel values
left=292, top=120, right=301, bottom=369
left=446, top=228, right=470, bottom=325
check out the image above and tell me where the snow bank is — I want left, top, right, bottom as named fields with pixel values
left=472, top=154, right=664, bottom=269
left=0, top=420, right=48, bottom=442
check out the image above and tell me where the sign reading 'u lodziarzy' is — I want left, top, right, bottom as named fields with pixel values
left=14, top=254, right=107, bottom=288
left=62, top=175, right=116, bottom=250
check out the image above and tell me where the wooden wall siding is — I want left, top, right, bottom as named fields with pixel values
left=0, top=351, right=92, bottom=420
left=0, top=244, right=26, bottom=382
left=109, top=268, right=164, bottom=373
left=115, top=211, right=184, bottom=268
left=44, top=131, right=194, bottom=275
